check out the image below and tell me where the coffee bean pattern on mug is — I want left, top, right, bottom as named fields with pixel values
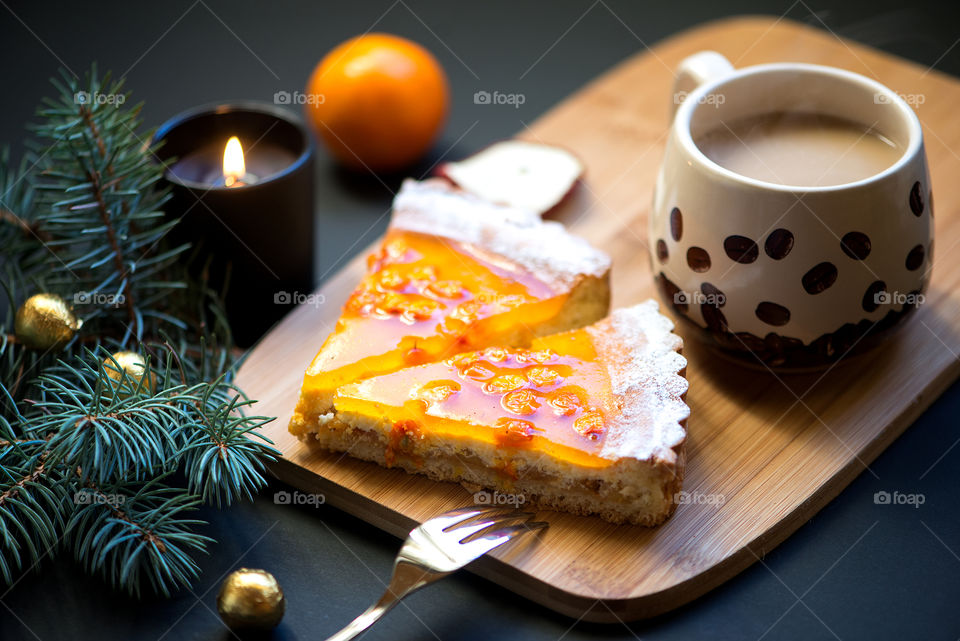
left=653, top=180, right=931, bottom=365
left=656, top=239, right=669, bottom=263
left=723, top=236, right=759, bottom=263
left=862, top=280, right=886, bottom=313
left=840, top=232, right=871, bottom=260
left=801, top=262, right=838, bottom=295
left=670, top=207, right=683, bottom=241
left=686, top=247, right=711, bottom=272
left=905, top=244, right=925, bottom=271
left=701, top=282, right=725, bottom=307
left=909, top=181, right=924, bottom=216
left=765, top=229, right=794, bottom=260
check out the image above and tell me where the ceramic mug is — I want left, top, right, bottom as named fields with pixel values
left=649, top=51, right=934, bottom=369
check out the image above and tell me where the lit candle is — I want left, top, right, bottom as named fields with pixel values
left=154, top=103, right=316, bottom=346
left=165, top=134, right=296, bottom=187
left=222, top=136, right=253, bottom=187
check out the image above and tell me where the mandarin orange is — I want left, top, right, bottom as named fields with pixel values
left=304, top=33, right=449, bottom=172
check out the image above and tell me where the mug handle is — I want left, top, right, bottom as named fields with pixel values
left=671, top=51, right=735, bottom=120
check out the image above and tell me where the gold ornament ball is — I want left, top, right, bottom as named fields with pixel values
left=102, top=351, right=157, bottom=397
left=14, top=293, right=82, bottom=350
left=217, top=568, right=286, bottom=631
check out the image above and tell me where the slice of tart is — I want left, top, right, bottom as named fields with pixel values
left=319, top=302, right=689, bottom=526
left=290, top=178, right=612, bottom=438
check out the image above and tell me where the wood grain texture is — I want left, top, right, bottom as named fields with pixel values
left=236, top=16, right=960, bottom=622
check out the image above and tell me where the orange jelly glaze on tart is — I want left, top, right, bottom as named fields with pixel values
left=301, top=230, right=570, bottom=395
left=335, top=334, right=616, bottom=469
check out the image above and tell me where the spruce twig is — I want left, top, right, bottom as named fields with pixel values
left=0, top=66, right=278, bottom=596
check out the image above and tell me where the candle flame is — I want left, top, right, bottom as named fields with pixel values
left=223, top=136, right=246, bottom=187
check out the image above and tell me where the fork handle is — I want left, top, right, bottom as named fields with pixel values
left=324, top=562, right=447, bottom=641
left=323, top=591, right=399, bottom=641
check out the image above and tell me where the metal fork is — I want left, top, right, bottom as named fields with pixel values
left=324, top=506, right=548, bottom=641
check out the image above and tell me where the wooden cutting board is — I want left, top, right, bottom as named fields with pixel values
left=236, top=16, right=960, bottom=622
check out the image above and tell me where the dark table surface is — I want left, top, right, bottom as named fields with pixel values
left=2, top=1, right=959, bottom=639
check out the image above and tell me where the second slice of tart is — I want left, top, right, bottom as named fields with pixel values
left=323, top=302, right=689, bottom=525
left=290, top=179, right=611, bottom=438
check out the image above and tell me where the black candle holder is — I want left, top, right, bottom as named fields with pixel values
left=154, top=102, right=315, bottom=347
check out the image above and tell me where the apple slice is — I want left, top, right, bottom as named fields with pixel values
left=439, top=140, right=584, bottom=215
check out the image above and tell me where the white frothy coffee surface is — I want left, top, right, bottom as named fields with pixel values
left=695, top=112, right=902, bottom=187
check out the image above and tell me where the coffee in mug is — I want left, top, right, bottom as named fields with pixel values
left=694, top=112, right=902, bottom=187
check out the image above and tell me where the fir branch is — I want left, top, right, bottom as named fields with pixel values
left=182, top=388, right=276, bottom=507
left=0, top=65, right=279, bottom=598
left=67, top=477, right=211, bottom=597
left=157, top=337, right=278, bottom=507
left=29, top=67, right=183, bottom=339
left=0, top=415, right=70, bottom=584
left=32, top=349, right=191, bottom=484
